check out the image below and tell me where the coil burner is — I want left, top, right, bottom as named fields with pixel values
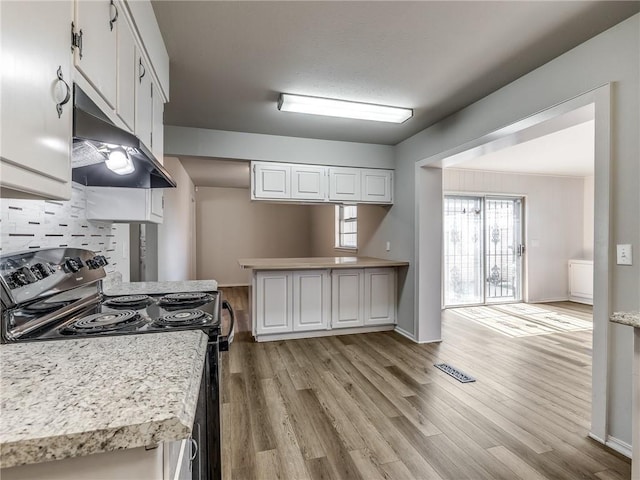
left=61, top=310, right=142, bottom=335
left=157, top=292, right=213, bottom=307
left=103, top=295, right=153, bottom=309
left=154, top=309, right=212, bottom=328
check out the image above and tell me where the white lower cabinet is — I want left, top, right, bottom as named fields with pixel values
left=331, top=269, right=365, bottom=329
left=255, top=271, right=293, bottom=335
left=364, top=268, right=396, bottom=325
left=1, top=444, right=169, bottom=480
left=292, top=270, right=330, bottom=331
left=256, top=270, right=330, bottom=335
left=254, top=267, right=397, bottom=339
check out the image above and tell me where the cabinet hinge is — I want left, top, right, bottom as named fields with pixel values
left=150, top=131, right=153, bottom=147
left=151, top=83, right=153, bottom=98
left=71, top=22, right=83, bottom=59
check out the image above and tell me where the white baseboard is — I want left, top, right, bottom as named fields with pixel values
left=393, top=326, right=442, bottom=344
left=568, top=296, right=594, bottom=305
left=529, top=297, right=570, bottom=304
left=255, top=324, right=395, bottom=342
left=394, top=326, right=417, bottom=342
left=605, top=435, right=632, bottom=458
left=590, top=432, right=633, bottom=458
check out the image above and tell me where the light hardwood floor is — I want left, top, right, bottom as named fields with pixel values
left=218, top=288, right=630, bottom=479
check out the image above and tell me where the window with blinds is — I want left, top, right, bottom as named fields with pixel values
left=335, top=204, right=357, bottom=249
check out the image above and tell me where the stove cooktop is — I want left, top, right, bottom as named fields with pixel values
left=13, top=291, right=221, bottom=341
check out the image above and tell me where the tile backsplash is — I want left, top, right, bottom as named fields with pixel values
left=0, top=183, right=130, bottom=280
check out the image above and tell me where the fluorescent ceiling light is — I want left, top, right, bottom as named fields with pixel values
left=105, top=148, right=135, bottom=175
left=278, top=94, right=413, bottom=123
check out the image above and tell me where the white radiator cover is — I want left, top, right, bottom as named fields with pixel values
left=568, top=259, right=593, bottom=305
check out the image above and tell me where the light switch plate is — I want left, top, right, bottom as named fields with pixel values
left=616, top=244, right=633, bottom=265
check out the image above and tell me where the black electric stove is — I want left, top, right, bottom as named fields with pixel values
left=0, top=247, right=232, bottom=480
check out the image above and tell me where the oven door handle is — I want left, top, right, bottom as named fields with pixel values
left=219, top=300, right=235, bottom=351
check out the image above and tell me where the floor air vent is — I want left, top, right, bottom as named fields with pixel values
left=434, top=363, right=476, bottom=383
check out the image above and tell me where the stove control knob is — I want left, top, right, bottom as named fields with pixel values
left=95, top=255, right=108, bottom=266
left=11, top=267, right=35, bottom=287
left=86, top=258, right=99, bottom=270
left=32, top=263, right=53, bottom=278
left=30, top=265, right=43, bottom=280
left=64, top=257, right=84, bottom=273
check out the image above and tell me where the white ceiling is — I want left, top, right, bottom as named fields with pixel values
left=151, top=1, right=638, bottom=146
left=452, top=120, right=595, bottom=177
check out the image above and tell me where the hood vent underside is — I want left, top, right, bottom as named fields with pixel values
left=71, top=85, right=176, bottom=189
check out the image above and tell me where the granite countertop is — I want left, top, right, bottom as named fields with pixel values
left=610, top=311, right=640, bottom=328
left=0, top=330, right=208, bottom=469
left=238, top=256, right=410, bottom=270
left=103, top=279, right=218, bottom=296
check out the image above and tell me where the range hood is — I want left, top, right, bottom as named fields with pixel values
left=71, top=85, right=176, bottom=189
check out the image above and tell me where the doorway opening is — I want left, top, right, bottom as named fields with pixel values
left=443, top=195, right=524, bottom=307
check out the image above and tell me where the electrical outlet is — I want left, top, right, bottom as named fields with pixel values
left=616, top=244, right=632, bottom=265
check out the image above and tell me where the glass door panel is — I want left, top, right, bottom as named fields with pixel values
left=443, top=196, right=484, bottom=306
left=485, top=197, right=523, bottom=303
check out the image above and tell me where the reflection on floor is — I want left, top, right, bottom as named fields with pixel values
left=449, top=302, right=593, bottom=338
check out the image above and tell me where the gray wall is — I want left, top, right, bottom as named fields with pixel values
left=158, top=157, right=197, bottom=281
left=371, top=14, right=639, bottom=446
left=165, top=126, right=395, bottom=169
left=195, top=187, right=314, bottom=285
left=443, top=169, right=587, bottom=303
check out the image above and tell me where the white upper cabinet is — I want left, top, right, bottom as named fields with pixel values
left=361, top=169, right=393, bottom=204
left=116, top=17, right=136, bottom=131
left=250, top=161, right=393, bottom=205
left=328, top=167, right=361, bottom=202
left=151, top=86, right=164, bottom=163
left=253, top=163, right=291, bottom=199
left=135, top=53, right=153, bottom=150
left=0, top=0, right=73, bottom=200
left=291, top=165, right=326, bottom=200
left=85, top=187, right=163, bottom=223
left=74, top=0, right=118, bottom=108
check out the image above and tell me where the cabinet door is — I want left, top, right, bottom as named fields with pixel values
left=293, top=270, right=330, bottom=331
left=364, top=268, right=396, bottom=325
left=253, top=163, right=291, bottom=199
left=329, top=167, right=361, bottom=202
left=74, top=0, right=118, bottom=108
left=150, top=189, right=164, bottom=223
left=0, top=0, right=73, bottom=200
left=361, top=169, right=393, bottom=204
left=152, top=87, right=164, bottom=163
left=135, top=53, right=153, bottom=150
left=331, top=269, right=364, bottom=328
left=291, top=165, right=327, bottom=201
left=116, top=18, right=136, bottom=131
left=256, top=272, right=292, bottom=334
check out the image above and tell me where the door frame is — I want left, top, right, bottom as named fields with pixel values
left=414, top=85, right=611, bottom=446
left=442, top=193, right=525, bottom=307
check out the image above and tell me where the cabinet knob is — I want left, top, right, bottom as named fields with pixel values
left=109, top=0, right=118, bottom=31
left=54, top=66, right=71, bottom=119
left=138, top=58, right=146, bottom=83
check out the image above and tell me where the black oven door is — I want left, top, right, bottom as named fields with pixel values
left=191, top=358, right=208, bottom=480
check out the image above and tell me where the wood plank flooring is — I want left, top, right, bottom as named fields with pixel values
left=218, top=288, right=630, bottom=479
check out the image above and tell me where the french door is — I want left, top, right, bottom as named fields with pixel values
left=443, top=195, right=524, bottom=307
